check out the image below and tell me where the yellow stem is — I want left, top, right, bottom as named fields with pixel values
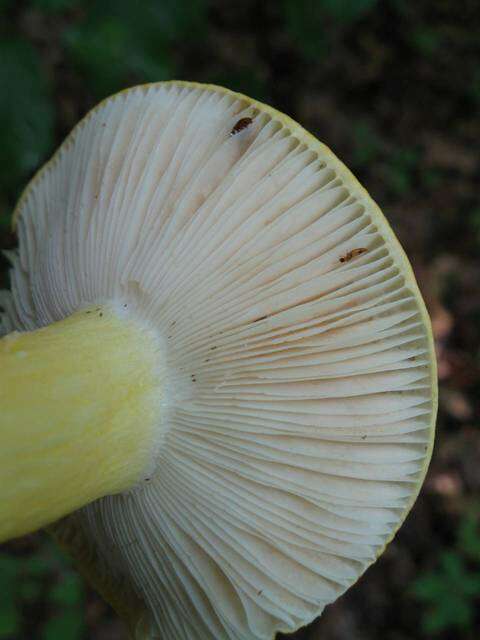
left=0, top=304, right=163, bottom=543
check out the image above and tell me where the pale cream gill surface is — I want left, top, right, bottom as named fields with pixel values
left=1, top=82, right=436, bottom=640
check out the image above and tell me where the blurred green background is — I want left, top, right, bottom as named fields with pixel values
left=1, top=0, right=480, bottom=638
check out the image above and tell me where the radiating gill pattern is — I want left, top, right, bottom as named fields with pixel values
left=1, top=83, right=435, bottom=639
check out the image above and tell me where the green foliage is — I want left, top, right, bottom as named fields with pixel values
left=0, top=213, right=10, bottom=231
left=468, top=69, right=480, bottom=103
left=211, top=69, right=268, bottom=103
left=0, top=538, right=85, bottom=639
left=421, top=168, right=441, bottom=190
left=409, top=27, right=442, bottom=57
left=30, top=0, right=80, bottom=12
left=0, top=39, right=54, bottom=194
left=0, top=0, right=209, bottom=217
left=0, top=0, right=15, bottom=14
left=63, top=0, right=207, bottom=98
left=458, top=509, right=480, bottom=561
left=412, top=508, right=480, bottom=635
left=41, top=610, right=84, bottom=640
left=0, top=556, right=21, bottom=637
left=352, top=120, right=383, bottom=167
left=384, top=147, right=420, bottom=195
left=469, top=207, right=480, bottom=245
left=282, top=0, right=379, bottom=60
left=50, top=573, right=83, bottom=606
left=317, top=0, right=379, bottom=22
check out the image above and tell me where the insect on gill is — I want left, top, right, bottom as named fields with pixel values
left=230, top=117, right=253, bottom=136
left=339, top=248, right=368, bottom=263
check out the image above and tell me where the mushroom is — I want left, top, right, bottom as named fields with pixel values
left=0, top=82, right=437, bottom=639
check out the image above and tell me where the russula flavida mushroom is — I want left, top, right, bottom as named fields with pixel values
left=0, top=82, right=437, bottom=639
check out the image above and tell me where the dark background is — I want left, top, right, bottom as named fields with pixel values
left=1, top=1, right=480, bottom=639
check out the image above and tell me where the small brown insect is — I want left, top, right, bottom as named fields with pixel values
left=230, top=117, right=253, bottom=136
left=339, top=247, right=367, bottom=263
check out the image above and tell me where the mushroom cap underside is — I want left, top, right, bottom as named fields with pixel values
left=1, top=81, right=437, bottom=640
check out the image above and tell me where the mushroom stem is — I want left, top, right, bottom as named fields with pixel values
left=0, top=304, right=163, bottom=543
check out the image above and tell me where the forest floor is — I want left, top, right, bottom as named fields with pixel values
left=1, top=1, right=479, bottom=639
